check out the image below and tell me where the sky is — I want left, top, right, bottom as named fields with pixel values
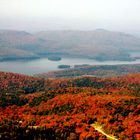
left=0, top=0, right=140, bottom=34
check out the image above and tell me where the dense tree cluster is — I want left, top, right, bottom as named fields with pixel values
left=0, top=72, right=140, bottom=139
left=0, top=72, right=45, bottom=108
left=0, top=72, right=45, bottom=94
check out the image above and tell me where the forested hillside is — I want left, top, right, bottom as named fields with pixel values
left=0, top=72, right=140, bottom=139
left=36, top=64, right=140, bottom=78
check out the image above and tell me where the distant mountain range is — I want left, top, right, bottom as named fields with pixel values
left=0, top=30, right=47, bottom=60
left=0, top=29, right=140, bottom=61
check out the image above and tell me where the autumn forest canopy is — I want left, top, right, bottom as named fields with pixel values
left=0, top=71, right=140, bottom=139
left=1, top=0, right=140, bottom=139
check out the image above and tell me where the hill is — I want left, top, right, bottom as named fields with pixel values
left=35, top=29, right=140, bottom=60
left=0, top=29, right=140, bottom=61
left=0, top=71, right=140, bottom=139
left=0, top=30, right=46, bottom=60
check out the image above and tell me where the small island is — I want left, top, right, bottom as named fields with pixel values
left=48, top=56, right=62, bottom=61
left=74, top=64, right=90, bottom=68
left=58, top=65, right=71, bottom=69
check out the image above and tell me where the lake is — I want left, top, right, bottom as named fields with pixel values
left=0, top=56, right=140, bottom=75
left=130, top=51, right=140, bottom=57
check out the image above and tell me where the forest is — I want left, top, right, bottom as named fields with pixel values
left=0, top=72, right=140, bottom=139
left=36, top=64, right=140, bottom=78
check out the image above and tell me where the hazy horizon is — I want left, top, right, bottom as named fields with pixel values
left=0, top=0, right=140, bottom=36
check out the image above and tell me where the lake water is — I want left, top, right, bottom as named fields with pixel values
left=0, top=57, right=140, bottom=75
left=130, top=52, right=140, bottom=57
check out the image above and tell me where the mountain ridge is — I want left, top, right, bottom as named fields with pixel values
left=0, top=29, right=140, bottom=61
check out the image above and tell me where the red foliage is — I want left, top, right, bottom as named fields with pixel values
left=0, top=72, right=140, bottom=139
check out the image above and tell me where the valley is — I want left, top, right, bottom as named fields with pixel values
left=1, top=0, right=140, bottom=139
left=0, top=29, right=140, bottom=140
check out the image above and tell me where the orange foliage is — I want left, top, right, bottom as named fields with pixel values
left=0, top=72, right=140, bottom=139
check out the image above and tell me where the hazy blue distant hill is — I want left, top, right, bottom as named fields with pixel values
left=0, top=29, right=140, bottom=61
left=0, top=30, right=46, bottom=60
left=36, top=29, right=140, bottom=60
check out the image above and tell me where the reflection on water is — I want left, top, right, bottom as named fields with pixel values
left=0, top=57, right=140, bottom=75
